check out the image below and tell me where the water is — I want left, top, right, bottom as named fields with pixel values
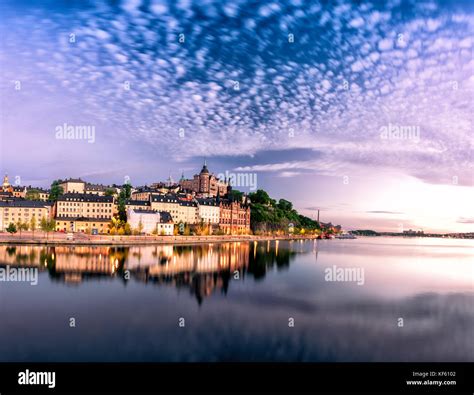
left=0, top=237, right=472, bottom=362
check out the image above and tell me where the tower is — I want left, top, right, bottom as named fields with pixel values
left=2, top=174, right=11, bottom=192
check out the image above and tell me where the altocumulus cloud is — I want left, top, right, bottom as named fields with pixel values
left=1, top=0, right=473, bottom=186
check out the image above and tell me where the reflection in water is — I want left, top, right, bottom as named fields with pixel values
left=0, top=238, right=472, bottom=362
left=0, top=242, right=296, bottom=304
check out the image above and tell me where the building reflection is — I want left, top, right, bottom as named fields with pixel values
left=0, top=241, right=297, bottom=303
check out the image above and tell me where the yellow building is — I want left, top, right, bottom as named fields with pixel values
left=56, top=193, right=114, bottom=220
left=150, top=194, right=181, bottom=222
left=59, top=178, right=86, bottom=194
left=55, top=217, right=110, bottom=233
left=0, top=200, right=54, bottom=231
left=178, top=200, right=198, bottom=224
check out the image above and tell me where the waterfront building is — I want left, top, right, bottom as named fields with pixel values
left=179, top=161, right=229, bottom=198
left=55, top=216, right=111, bottom=234
left=157, top=211, right=174, bottom=235
left=178, top=200, right=199, bottom=224
left=150, top=194, right=181, bottom=222
left=196, top=198, right=220, bottom=224
left=56, top=193, right=114, bottom=220
left=0, top=200, right=54, bottom=231
left=219, top=198, right=251, bottom=234
left=127, top=209, right=174, bottom=235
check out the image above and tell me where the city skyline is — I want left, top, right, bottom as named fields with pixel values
left=1, top=0, right=473, bottom=233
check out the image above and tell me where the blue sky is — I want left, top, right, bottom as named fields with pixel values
left=0, top=0, right=473, bottom=232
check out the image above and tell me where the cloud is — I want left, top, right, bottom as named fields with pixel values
left=1, top=0, right=473, bottom=186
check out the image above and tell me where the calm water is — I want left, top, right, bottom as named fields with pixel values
left=0, top=237, right=472, bottom=362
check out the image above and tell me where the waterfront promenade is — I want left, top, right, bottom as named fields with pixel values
left=0, top=231, right=317, bottom=246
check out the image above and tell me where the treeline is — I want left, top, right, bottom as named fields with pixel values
left=350, top=230, right=380, bottom=236
left=246, top=189, right=321, bottom=234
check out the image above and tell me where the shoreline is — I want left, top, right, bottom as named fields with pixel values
left=0, top=233, right=319, bottom=246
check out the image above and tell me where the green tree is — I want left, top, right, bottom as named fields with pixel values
left=6, top=223, right=17, bottom=234
left=229, top=189, right=244, bottom=201
left=40, top=218, right=55, bottom=240
left=30, top=216, right=37, bottom=237
left=249, top=189, right=272, bottom=205
left=277, top=199, right=293, bottom=211
left=16, top=220, right=28, bottom=237
left=49, top=180, right=64, bottom=201
left=26, top=189, right=40, bottom=200
left=117, top=183, right=132, bottom=222
left=104, top=188, right=116, bottom=197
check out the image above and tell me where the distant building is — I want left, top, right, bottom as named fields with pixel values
left=26, top=187, right=50, bottom=201
left=2, top=175, right=26, bottom=198
left=125, top=199, right=151, bottom=212
left=59, top=178, right=86, bottom=194
left=2, top=174, right=11, bottom=192
left=403, top=229, right=424, bottom=236
left=0, top=191, right=14, bottom=202
left=59, top=178, right=109, bottom=195
left=179, top=161, right=229, bottom=198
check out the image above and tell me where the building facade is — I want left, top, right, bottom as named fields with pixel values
left=219, top=199, right=251, bottom=234
left=59, top=178, right=86, bottom=194
left=56, top=193, right=114, bottom=220
left=55, top=217, right=110, bottom=234
left=0, top=200, right=54, bottom=231
left=179, top=162, right=228, bottom=198
left=127, top=209, right=174, bottom=235
left=196, top=198, right=220, bottom=224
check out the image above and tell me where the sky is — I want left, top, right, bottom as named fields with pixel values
left=0, top=0, right=473, bottom=232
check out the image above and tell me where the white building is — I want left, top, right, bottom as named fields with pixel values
left=127, top=209, right=174, bottom=235
left=196, top=198, right=220, bottom=224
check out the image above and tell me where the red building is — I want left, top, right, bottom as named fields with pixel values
left=219, top=198, right=251, bottom=235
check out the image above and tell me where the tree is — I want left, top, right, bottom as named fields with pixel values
left=229, top=189, right=244, bottom=201
left=26, top=190, right=40, bottom=200
left=16, top=220, right=28, bottom=237
left=40, top=218, right=55, bottom=240
left=277, top=199, right=293, bottom=211
left=249, top=189, right=272, bottom=205
left=137, top=219, right=144, bottom=235
left=104, top=188, right=116, bottom=197
left=30, top=216, right=37, bottom=237
left=117, top=183, right=132, bottom=222
left=49, top=180, right=64, bottom=201
left=6, top=223, right=17, bottom=234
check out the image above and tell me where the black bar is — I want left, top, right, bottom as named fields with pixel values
left=0, top=362, right=472, bottom=394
